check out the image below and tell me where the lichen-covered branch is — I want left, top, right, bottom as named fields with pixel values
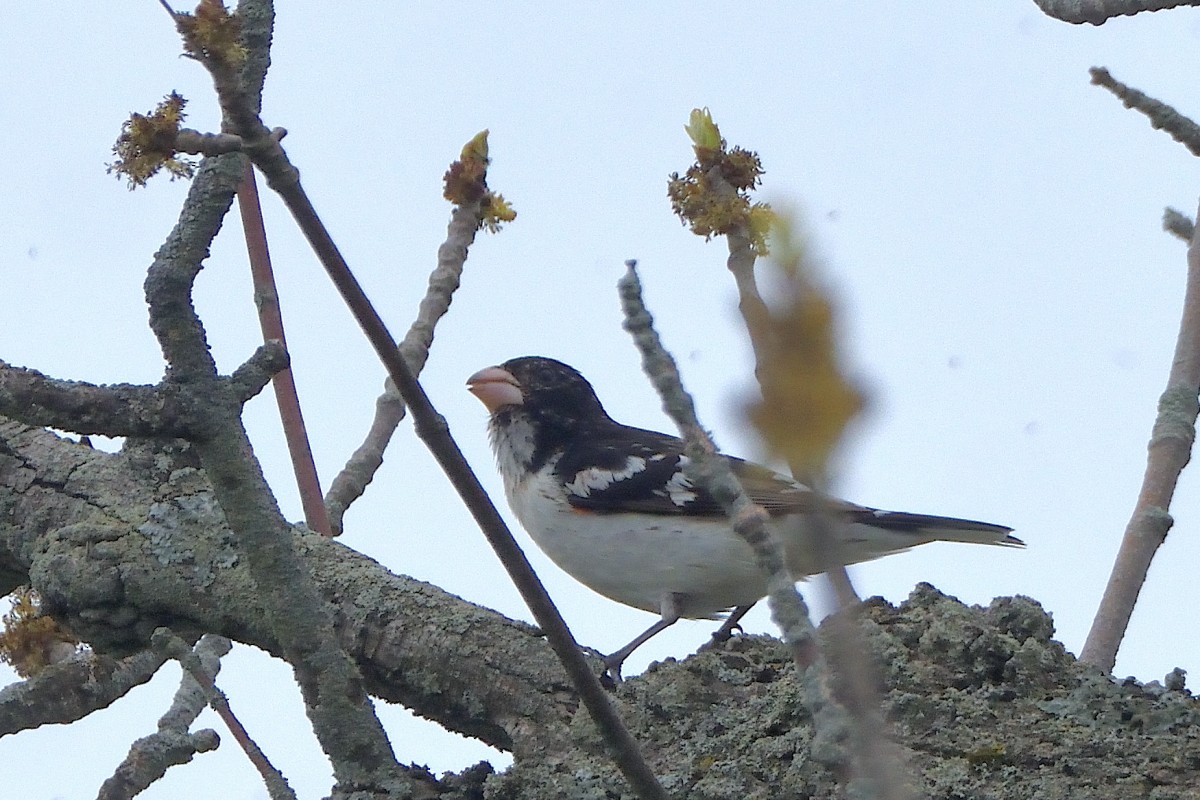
left=1090, top=67, right=1200, bottom=157
left=136, top=3, right=419, bottom=794
left=96, top=637, right=223, bottom=800
left=0, top=419, right=575, bottom=758
left=0, top=362, right=187, bottom=439
left=8, top=417, right=1200, bottom=796
left=227, top=340, right=290, bottom=403
left=0, top=650, right=168, bottom=735
left=155, top=631, right=296, bottom=800
left=1032, top=0, right=1200, bottom=24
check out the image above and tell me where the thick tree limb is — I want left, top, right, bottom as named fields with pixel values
left=1033, top=0, right=1200, bottom=24
left=0, top=420, right=576, bottom=758
left=7, top=419, right=1200, bottom=796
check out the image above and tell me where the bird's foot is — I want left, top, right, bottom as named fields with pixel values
left=600, top=652, right=627, bottom=686
left=701, top=603, right=757, bottom=650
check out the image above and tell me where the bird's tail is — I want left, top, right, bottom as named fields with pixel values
left=856, top=508, right=1024, bottom=547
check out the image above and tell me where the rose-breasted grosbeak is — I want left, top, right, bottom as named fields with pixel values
left=468, top=356, right=1021, bottom=679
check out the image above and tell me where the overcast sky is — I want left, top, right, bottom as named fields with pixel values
left=5, top=3, right=1200, bottom=798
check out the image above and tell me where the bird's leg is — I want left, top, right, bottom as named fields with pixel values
left=703, top=602, right=756, bottom=649
left=601, top=593, right=682, bottom=683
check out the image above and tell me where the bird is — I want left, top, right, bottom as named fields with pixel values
left=467, top=355, right=1022, bottom=680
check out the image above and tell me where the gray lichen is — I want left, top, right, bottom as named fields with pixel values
left=476, top=584, right=1200, bottom=799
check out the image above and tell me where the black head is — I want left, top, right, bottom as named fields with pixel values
left=467, top=356, right=615, bottom=471
left=498, top=356, right=608, bottom=425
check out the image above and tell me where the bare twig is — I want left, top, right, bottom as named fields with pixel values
left=1164, top=207, right=1195, bottom=243
left=1082, top=196, right=1200, bottom=670
left=1090, top=67, right=1200, bottom=157
left=175, top=128, right=244, bottom=156
left=730, top=229, right=914, bottom=797
left=620, top=262, right=917, bottom=799
left=723, top=224, right=865, bottom=608
left=237, top=161, right=331, bottom=536
left=1033, top=0, right=1200, bottom=25
left=154, top=631, right=295, bottom=800
left=325, top=196, right=485, bottom=534
left=97, top=638, right=224, bottom=800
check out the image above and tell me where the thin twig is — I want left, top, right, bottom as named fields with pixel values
left=155, top=631, right=295, bottom=800
left=1090, top=67, right=1200, bottom=157
left=97, top=637, right=224, bottom=800
left=1082, top=196, right=1200, bottom=670
left=325, top=197, right=484, bottom=534
left=237, top=161, right=332, bottom=536
left=723, top=225, right=865, bottom=608
left=725, top=197, right=915, bottom=796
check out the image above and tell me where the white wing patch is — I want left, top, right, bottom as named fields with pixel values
left=567, top=456, right=648, bottom=497
left=660, top=466, right=697, bottom=507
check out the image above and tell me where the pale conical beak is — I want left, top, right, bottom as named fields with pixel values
left=466, top=366, right=524, bottom=412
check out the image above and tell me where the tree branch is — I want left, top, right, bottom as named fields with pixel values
left=227, top=340, right=290, bottom=403
left=154, top=631, right=296, bottom=800
left=142, top=6, right=418, bottom=795
left=0, top=419, right=575, bottom=759
left=1090, top=67, right=1200, bottom=156
left=1081, top=196, right=1200, bottom=670
left=1163, top=207, right=1194, bottom=243
left=0, top=363, right=186, bottom=439
left=236, top=163, right=331, bottom=535
left=1032, top=0, right=1200, bottom=25
left=97, top=639, right=222, bottom=800
left=0, top=649, right=168, bottom=735
left=325, top=195, right=486, bottom=535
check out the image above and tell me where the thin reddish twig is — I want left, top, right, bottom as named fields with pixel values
left=237, top=161, right=332, bottom=536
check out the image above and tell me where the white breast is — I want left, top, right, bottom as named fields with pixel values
left=486, top=414, right=942, bottom=619
left=503, top=462, right=768, bottom=618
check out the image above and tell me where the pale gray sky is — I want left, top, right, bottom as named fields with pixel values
left=5, top=3, right=1200, bottom=798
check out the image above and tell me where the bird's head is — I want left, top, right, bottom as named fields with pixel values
left=467, top=356, right=609, bottom=432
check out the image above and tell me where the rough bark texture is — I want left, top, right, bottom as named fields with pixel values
left=3, top=419, right=1199, bottom=797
